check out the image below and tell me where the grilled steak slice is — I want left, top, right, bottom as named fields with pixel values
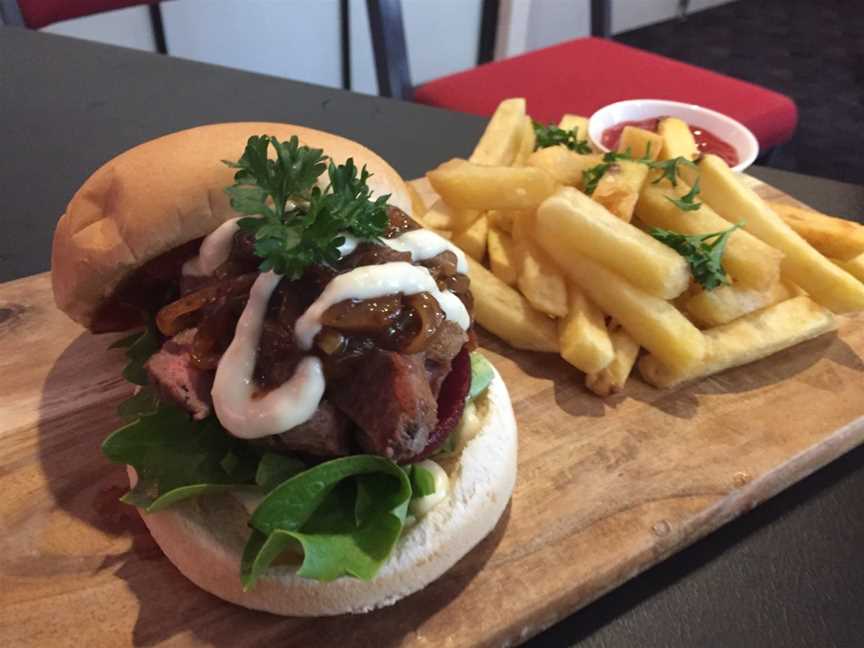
left=328, top=349, right=438, bottom=462
left=259, top=400, right=353, bottom=457
left=424, top=321, right=468, bottom=396
left=145, top=329, right=214, bottom=420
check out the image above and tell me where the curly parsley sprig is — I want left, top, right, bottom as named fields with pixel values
left=532, top=120, right=592, bottom=154
left=224, top=135, right=390, bottom=279
left=650, top=222, right=742, bottom=290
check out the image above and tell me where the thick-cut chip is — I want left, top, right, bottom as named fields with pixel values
left=537, top=187, right=691, bottom=299
left=513, top=116, right=537, bottom=166
left=533, top=238, right=705, bottom=371
left=585, top=324, right=640, bottom=397
left=421, top=199, right=479, bottom=232
left=517, top=240, right=569, bottom=318
left=453, top=214, right=489, bottom=261
left=427, top=158, right=556, bottom=210
left=557, top=114, right=596, bottom=150
left=526, top=147, right=602, bottom=189
left=617, top=126, right=663, bottom=161
left=635, top=180, right=783, bottom=290
left=512, top=209, right=568, bottom=317
left=694, top=154, right=864, bottom=313
left=558, top=283, right=614, bottom=374
left=658, top=117, right=698, bottom=161
left=768, top=202, right=864, bottom=261
left=591, top=160, right=650, bottom=222
left=486, top=208, right=518, bottom=233
left=469, top=97, right=526, bottom=166
left=487, top=226, right=519, bottom=286
left=466, top=256, right=559, bottom=352
left=639, top=296, right=837, bottom=388
left=832, top=253, right=864, bottom=283
left=684, top=281, right=793, bottom=328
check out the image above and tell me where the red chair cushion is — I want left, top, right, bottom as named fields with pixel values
left=20, top=0, right=157, bottom=29
left=414, top=37, right=797, bottom=150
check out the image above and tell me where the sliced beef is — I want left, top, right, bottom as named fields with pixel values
left=424, top=321, right=468, bottom=396
left=259, top=401, right=353, bottom=457
left=327, top=349, right=438, bottom=462
left=145, top=329, right=214, bottom=420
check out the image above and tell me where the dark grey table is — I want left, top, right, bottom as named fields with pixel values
left=3, top=27, right=863, bottom=647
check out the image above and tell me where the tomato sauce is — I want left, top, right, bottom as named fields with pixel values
left=601, top=117, right=739, bottom=167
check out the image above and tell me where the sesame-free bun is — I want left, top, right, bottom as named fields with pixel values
left=51, top=123, right=413, bottom=330
left=131, top=368, right=516, bottom=616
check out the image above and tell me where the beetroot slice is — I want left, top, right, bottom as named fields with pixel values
left=414, top=346, right=471, bottom=461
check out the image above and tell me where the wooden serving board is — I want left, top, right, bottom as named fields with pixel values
left=2, top=178, right=863, bottom=648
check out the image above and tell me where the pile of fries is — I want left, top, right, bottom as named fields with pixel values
left=420, top=98, right=864, bottom=396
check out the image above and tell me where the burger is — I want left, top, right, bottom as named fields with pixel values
left=51, top=123, right=517, bottom=616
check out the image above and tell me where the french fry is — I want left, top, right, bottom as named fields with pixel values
left=683, top=281, right=793, bottom=328
left=526, top=147, right=601, bottom=189
left=591, top=160, right=650, bottom=222
left=469, top=97, right=526, bottom=166
left=453, top=214, right=489, bottom=261
left=487, top=226, right=519, bottom=286
left=466, top=256, right=559, bottom=352
left=585, top=325, right=640, bottom=397
left=658, top=117, right=698, bottom=161
left=516, top=241, right=569, bottom=318
left=639, top=296, right=837, bottom=388
left=617, top=126, right=663, bottom=161
left=512, top=116, right=537, bottom=166
left=407, top=182, right=428, bottom=220
left=695, top=154, right=864, bottom=313
left=427, top=159, right=556, bottom=210
left=635, top=180, right=783, bottom=290
left=533, top=237, right=705, bottom=371
left=537, top=187, right=691, bottom=299
left=558, top=114, right=595, bottom=150
left=832, top=253, right=864, bottom=283
left=509, top=209, right=568, bottom=317
left=558, top=284, right=614, bottom=374
left=421, top=199, right=479, bottom=232
left=486, top=209, right=517, bottom=233
left=768, top=202, right=864, bottom=261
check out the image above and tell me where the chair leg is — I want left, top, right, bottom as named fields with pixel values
left=149, top=3, right=167, bottom=55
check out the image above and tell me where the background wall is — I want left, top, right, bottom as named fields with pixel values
left=42, top=0, right=735, bottom=95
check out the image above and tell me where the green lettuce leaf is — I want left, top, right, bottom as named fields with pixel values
left=468, top=352, right=494, bottom=401
left=255, top=453, right=306, bottom=491
left=101, top=405, right=259, bottom=512
left=240, top=455, right=411, bottom=588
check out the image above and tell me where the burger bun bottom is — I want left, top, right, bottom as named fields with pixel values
left=130, top=366, right=516, bottom=616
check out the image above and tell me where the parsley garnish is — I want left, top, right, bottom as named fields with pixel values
left=224, top=135, right=390, bottom=279
left=582, top=149, right=649, bottom=195
left=650, top=223, right=743, bottom=290
left=665, top=176, right=702, bottom=212
left=532, top=120, right=592, bottom=154
left=650, top=156, right=697, bottom=188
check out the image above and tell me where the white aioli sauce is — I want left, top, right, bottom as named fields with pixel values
left=294, top=262, right=470, bottom=350
left=182, top=217, right=245, bottom=277
left=409, top=460, right=450, bottom=518
left=383, top=229, right=468, bottom=274
left=212, top=271, right=326, bottom=439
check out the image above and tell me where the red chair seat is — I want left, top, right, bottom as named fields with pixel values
left=414, top=37, right=797, bottom=150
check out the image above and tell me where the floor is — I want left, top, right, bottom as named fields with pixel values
left=615, top=0, right=864, bottom=186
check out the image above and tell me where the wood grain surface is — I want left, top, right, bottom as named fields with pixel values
left=1, top=180, right=863, bottom=648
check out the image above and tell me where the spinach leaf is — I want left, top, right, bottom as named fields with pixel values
left=241, top=455, right=411, bottom=588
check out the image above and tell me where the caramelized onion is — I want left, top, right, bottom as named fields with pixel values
left=156, top=273, right=255, bottom=337
left=316, top=328, right=346, bottom=355
left=191, top=296, right=245, bottom=369
left=400, top=292, right=445, bottom=354
left=320, top=295, right=402, bottom=334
